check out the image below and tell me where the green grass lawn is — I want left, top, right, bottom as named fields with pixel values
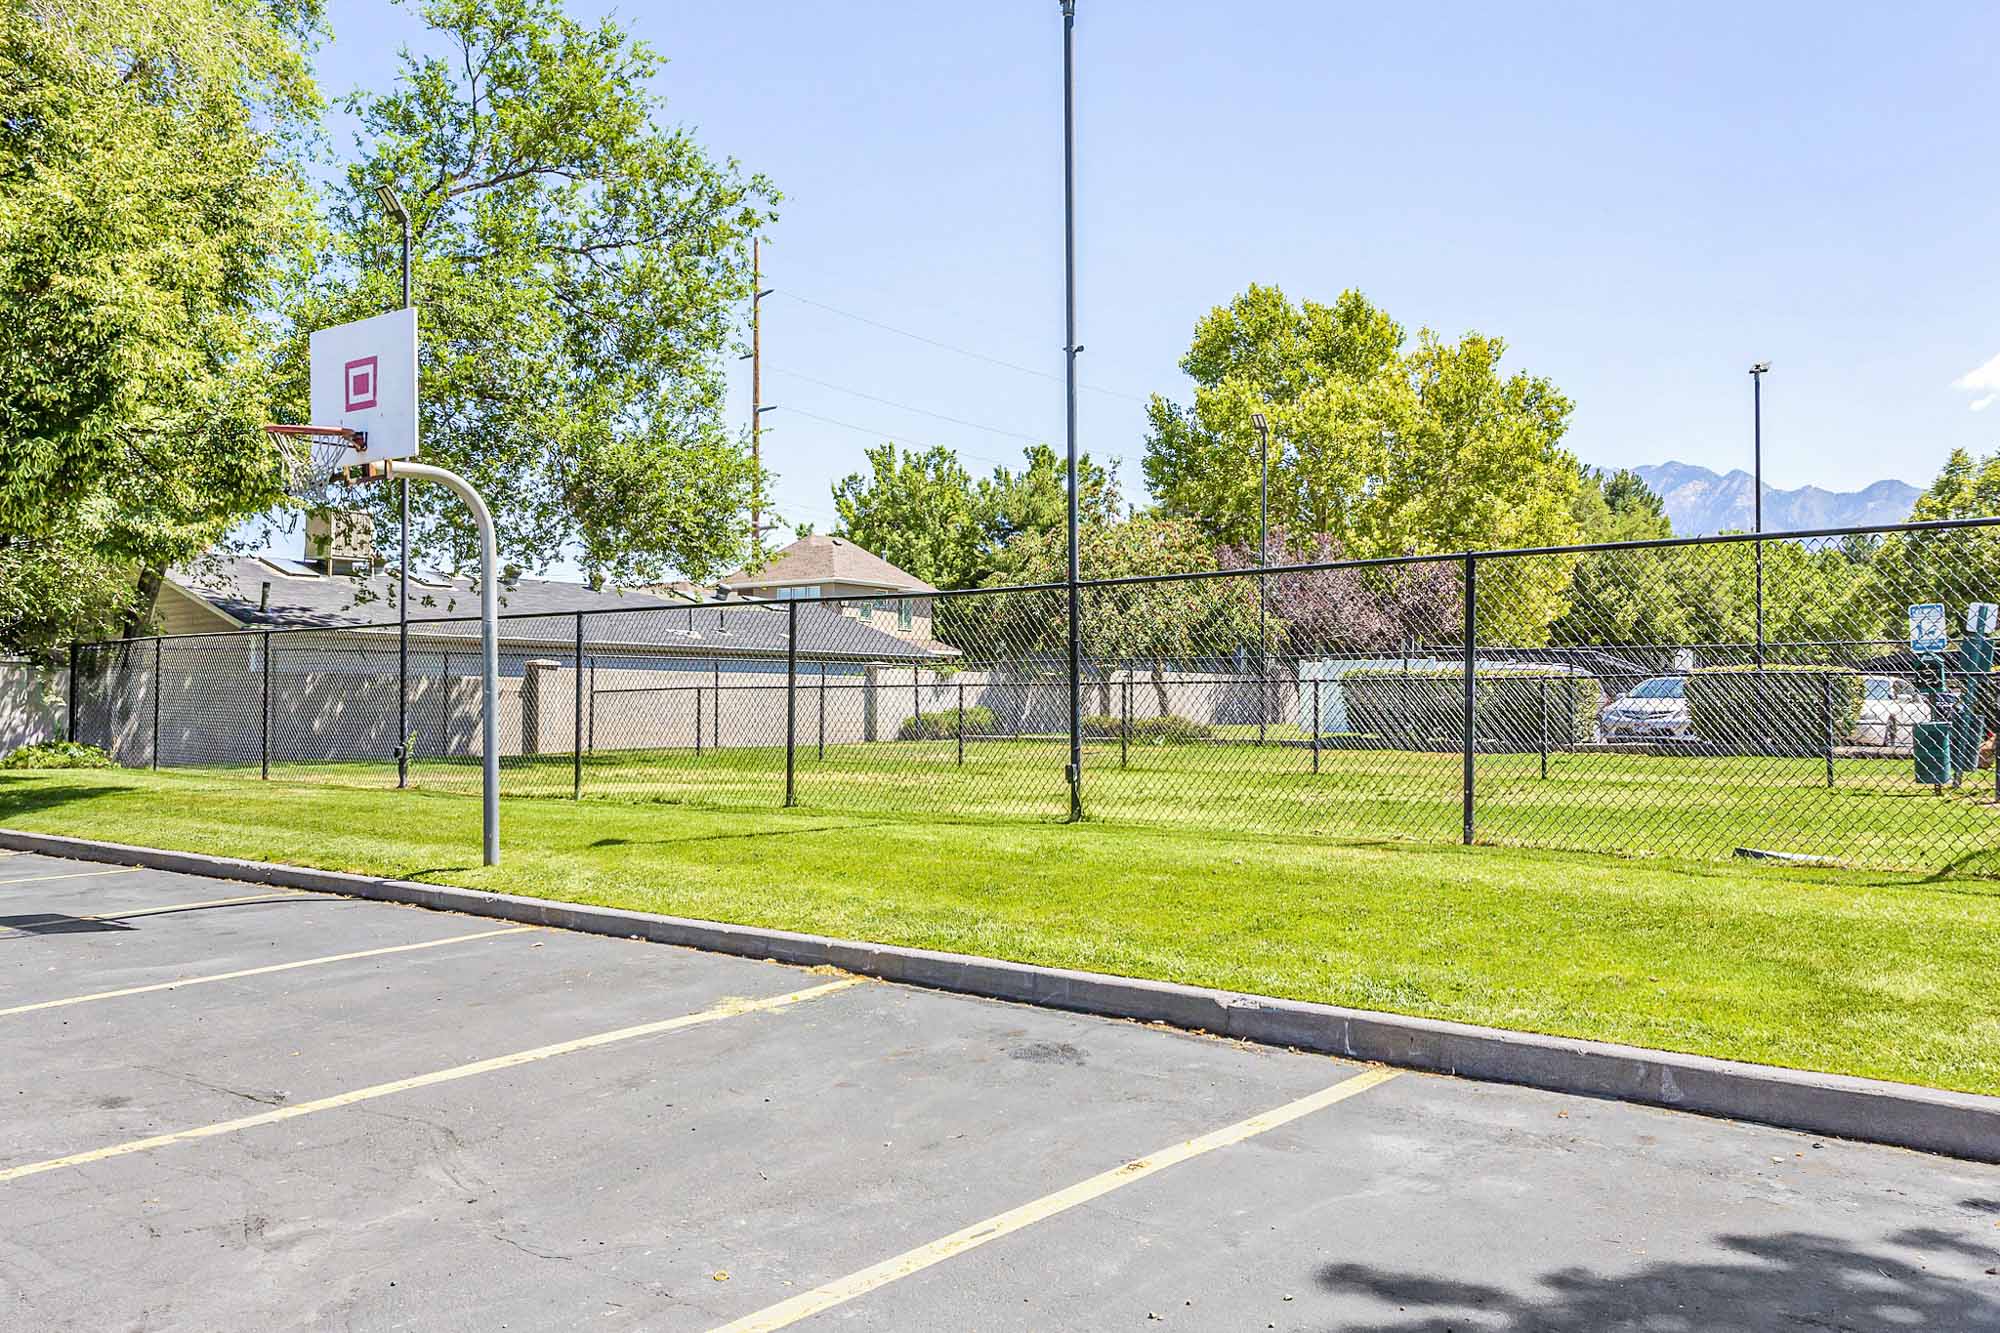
left=6, top=765, right=2000, bottom=1098
left=193, top=734, right=2000, bottom=873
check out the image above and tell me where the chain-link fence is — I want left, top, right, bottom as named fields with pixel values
left=59, top=517, right=2000, bottom=872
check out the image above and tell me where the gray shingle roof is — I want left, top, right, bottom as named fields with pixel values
left=721, top=535, right=936, bottom=593
left=172, top=557, right=951, bottom=661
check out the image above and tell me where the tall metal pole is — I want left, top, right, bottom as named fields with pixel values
left=572, top=612, right=584, bottom=800
left=261, top=631, right=272, bottom=781
left=750, top=237, right=766, bottom=549
left=378, top=184, right=415, bottom=790
left=784, top=601, right=797, bottom=806
left=1060, top=0, right=1083, bottom=822
left=1253, top=412, right=1270, bottom=746
left=1462, top=554, right=1476, bottom=845
left=1751, top=361, right=1769, bottom=753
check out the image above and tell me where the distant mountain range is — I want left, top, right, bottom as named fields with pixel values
left=1630, top=462, right=1920, bottom=537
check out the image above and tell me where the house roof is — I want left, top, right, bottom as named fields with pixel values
left=174, top=557, right=676, bottom=628
left=168, top=557, right=952, bottom=661
left=721, top=535, right=936, bottom=594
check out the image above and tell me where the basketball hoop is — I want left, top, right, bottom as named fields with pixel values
left=265, top=424, right=374, bottom=506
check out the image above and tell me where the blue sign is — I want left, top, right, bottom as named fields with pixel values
left=1909, top=602, right=1948, bottom=654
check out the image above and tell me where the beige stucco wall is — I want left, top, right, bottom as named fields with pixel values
left=0, top=661, right=65, bottom=752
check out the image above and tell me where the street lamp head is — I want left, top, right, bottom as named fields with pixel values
left=1749, top=360, right=1771, bottom=375
left=1250, top=412, right=1268, bottom=435
left=374, top=183, right=408, bottom=222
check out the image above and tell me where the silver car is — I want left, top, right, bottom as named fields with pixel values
left=1599, top=676, right=1691, bottom=740
left=1851, top=674, right=1929, bottom=747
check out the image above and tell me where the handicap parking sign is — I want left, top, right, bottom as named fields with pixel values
left=1909, top=602, right=1948, bottom=653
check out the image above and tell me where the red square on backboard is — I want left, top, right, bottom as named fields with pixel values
left=344, top=356, right=378, bottom=411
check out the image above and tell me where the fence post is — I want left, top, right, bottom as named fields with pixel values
left=66, top=641, right=79, bottom=743
left=1822, top=676, right=1835, bottom=789
left=587, top=657, right=596, bottom=754
left=914, top=665, right=921, bottom=738
left=1539, top=677, right=1549, bottom=780
left=1462, top=554, right=1476, bottom=845
left=573, top=613, right=584, bottom=801
left=957, top=680, right=965, bottom=766
left=151, top=637, right=162, bottom=770
left=1120, top=676, right=1129, bottom=769
left=1312, top=677, right=1321, bottom=775
left=695, top=685, right=703, bottom=755
left=785, top=602, right=798, bottom=807
left=261, top=633, right=272, bottom=780
left=818, top=664, right=827, bottom=760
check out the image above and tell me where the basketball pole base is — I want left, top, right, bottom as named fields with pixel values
left=370, top=458, right=501, bottom=867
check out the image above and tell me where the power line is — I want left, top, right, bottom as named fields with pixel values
left=769, top=368, right=1048, bottom=443
left=772, top=406, right=1018, bottom=471
left=770, top=290, right=1150, bottom=405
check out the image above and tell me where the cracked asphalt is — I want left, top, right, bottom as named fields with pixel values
left=3, top=850, right=1999, bottom=1331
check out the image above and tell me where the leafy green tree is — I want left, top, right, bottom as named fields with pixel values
left=831, top=444, right=983, bottom=589
left=831, top=441, right=1119, bottom=589
left=281, top=0, right=776, bottom=586
left=1143, top=285, right=1583, bottom=641
left=0, top=0, right=323, bottom=646
left=976, top=443, right=1121, bottom=547
left=1551, top=468, right=1683, bottom=648
left=951, top=516, right=1272, bottom=715
left=1869, top=447, right=2000, bottom=641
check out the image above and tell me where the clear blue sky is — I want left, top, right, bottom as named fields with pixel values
left=311, top=0, right=1999, bottom=557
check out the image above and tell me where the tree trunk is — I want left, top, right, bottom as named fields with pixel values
left=1151, top=660, right=1171, bottom=719
left=120, top=565, right=165, bottom=639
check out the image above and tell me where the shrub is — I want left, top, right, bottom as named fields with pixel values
left=0, top=740, right=113, bottom=770
left=1082, top=713, right=1213, bottom=744
left=897, top=705, right=997, bottom=740
left=1686, top=666, right=1862, bottom=756
left=1340, top=667, right=1600, bottom=750
left=1479, top=671, right=1602, bottom=749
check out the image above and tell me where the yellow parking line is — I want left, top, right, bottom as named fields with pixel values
left=0, top=925, right=535, bottom=1017
left=0, top=891, right=305, bottom=936
left=0, top=978, right=862, bottom=1185
left=0, top=867, right=140, bottom=887
left=712, top=1066, right=1401, bottom=1333
left=92, top=892, right=302, bottom=921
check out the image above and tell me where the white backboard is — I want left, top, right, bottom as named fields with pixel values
left=309, top=307, right=418, bottom=468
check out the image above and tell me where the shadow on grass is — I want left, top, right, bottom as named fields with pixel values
left=1314, top=1225, right=2000, bottom=1331
left=588, top=821, right=901, bottom=850
left=0, top=778, right=131, bottom=823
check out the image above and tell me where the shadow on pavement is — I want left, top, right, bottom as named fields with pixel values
left=1316, top=1225, right=2000, bottom=1331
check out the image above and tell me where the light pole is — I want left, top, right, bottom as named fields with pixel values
left=376, top=183, right=414, bottom=789
left=1252, top=411, right=1270, bottom=745
left=1059, top=0, right=1082, bottom=821
left=1750, top=360, right=1770, bottom=752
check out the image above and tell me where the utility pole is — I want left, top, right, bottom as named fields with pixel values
left=1060, top=0, right=1083, bottom=822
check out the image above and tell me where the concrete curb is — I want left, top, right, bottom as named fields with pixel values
left=6, top=826, right=1997, bottom=1164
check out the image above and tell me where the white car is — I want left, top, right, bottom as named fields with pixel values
left=1851, top=674, right=1929, bottom=747
left=1599, top=676, right=1691, bottom=740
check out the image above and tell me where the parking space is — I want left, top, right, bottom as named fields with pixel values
left=3, top=849, right=1998, bottom=1330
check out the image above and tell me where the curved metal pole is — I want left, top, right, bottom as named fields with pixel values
left=385, top=459, right=499, bottom=865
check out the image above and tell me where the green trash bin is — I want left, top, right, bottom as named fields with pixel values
left=1915, top=720, right=1955, bottom=786
left=1957, top=704, right=1983, bottom=777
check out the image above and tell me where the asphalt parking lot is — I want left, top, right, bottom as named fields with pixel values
left=3, top=848, right=1998, bottom=1331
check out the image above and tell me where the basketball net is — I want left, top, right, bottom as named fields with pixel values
left=264, top=424, right=371, bottom=508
